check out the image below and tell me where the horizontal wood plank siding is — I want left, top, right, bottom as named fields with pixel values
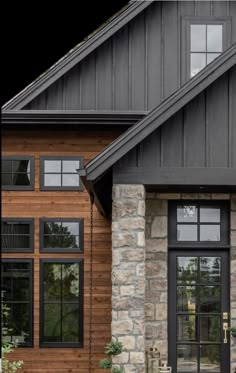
left=2, top=129, right=121, bottom=373
left=25, top=1, right=236, bottom=111
left=114, top=66, right=236, bottom=185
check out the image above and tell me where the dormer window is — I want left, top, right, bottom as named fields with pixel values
left=190, top=24, right=222, bottom=77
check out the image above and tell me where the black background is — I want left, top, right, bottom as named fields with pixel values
left=1, top=1, right=129, bottom=107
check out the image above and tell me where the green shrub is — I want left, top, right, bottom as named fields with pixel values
left=99, top=339, right=123, bottom=373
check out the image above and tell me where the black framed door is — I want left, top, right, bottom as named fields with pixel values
left=168, top=250, right=230, bottom=373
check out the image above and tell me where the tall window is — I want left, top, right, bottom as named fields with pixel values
left=1, top=156, right=34, bottom=190
left=40, top=156, right=83, bottom=190
left=190, top=24, right=223, bottom=77
left=1, top=219, right=34, bottom=253
left=1, top=260, right=33, bottom=346
left=40, top=218, right=83, bottom=253
left=40, top=259, right=83, bottom=347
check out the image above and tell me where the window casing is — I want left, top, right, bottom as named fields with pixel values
left=40, top=259, right=83, bottom=347
left=168, top=200, right=229, bottom=248
left=40, top=218, right=84, bottom=253
left=1, top=218, right=34, bottom=253
left=1, top=156, right=34, bottom=190
left=1, top=259, right=33, bottom=347
left=40, top=156, right=84, bottom=191
left=182, top=17, right=231, bottom=82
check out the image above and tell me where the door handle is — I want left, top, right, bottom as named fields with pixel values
left=223, top=322, right=228, bottom=343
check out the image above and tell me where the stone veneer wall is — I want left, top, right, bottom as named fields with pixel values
left=112, top=187, right=236, bottom=373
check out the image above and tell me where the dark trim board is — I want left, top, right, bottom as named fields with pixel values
left=2, top=1, right=151, bottom=110
left=113, top=167, right=236, bottom=186
left=84, top=44, right=236, bottom=181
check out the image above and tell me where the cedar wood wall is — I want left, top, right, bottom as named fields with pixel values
left=2, top=129, right=121, bottom=373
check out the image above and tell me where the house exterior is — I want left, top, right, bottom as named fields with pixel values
left=1, top=1, right=236, bottom=373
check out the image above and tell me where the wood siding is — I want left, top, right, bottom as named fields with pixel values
left=1, top=129, right=121, bottom=373
left=113, top=66, right=236, bottom=185
left=24, top=1, right=236, bottom=112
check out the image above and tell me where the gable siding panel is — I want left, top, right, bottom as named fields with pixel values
left=23, top=1, right=235, bottom=112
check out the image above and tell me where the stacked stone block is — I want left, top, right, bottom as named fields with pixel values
left=112, top=185, right=146, bottom=373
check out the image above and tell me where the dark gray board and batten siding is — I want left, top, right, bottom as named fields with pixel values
left=113, top=66, right=236, bottom=186
left=24, top=1, right=236, bottom=112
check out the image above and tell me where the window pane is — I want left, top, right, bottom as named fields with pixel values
left=177, top=315, right=196, bottom=341
left=62, top=304, right=79, bottom=342
left=200, top=316, right=221, bottom=342
left=200, top=257, right=221, bottom=284
left=200, top=208, right=220, bottom=223
left=9, top=303, right=31, bottom=344
left=177, top=257, right=198, bottom=284
left=44, top=160, right=61, bottom=173
left=200, top=286, right=220, bottom=313
left=200, top=225, right=220, bottom=241
left=191, top=53, right=206, bottom=77
left=1, top=263, right=31, bottom=301
left=13, top=173, right=31, bottom=186
left=177, top=225, right=198, bottom=241
left=44, top=263, right=61, bottom=301
left=44, top=174, right=61, bottom=187
left=177, top=286, right=196, bottom=313
left=207, top=53, right=221, bottom=64
left=61, top=235, right=79, bottom=248
left=12, top=160, right=30, bottom=174
left=207, top=25, right=222, bottom=52
left=62, top=160, right=80, bottom=172
left=61, top=222, right=79, bottom=236
left=200, top=345, right=220, bottom=372
left=62, top=264, right=80, bottom=301
left=1, top=174, right=13, bottom=185
left=191, top=24, right=206, bottom=52
left=177, top=345, right=197, bottom=372
left=1, top=160, right=12, bottom=172
left=177, top=206, right=197, bottom=222
left=44, top=221, right=61, bottom=234
left=62, top=174, right=80, bottom=187
left=44, top=303, right=61, bottom=342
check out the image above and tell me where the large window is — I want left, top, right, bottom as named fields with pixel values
left=40, top=218, right=83, bottom=253
left=1, top=156, right=34, bottom=190
left=1, top=260, right=33, bottom=347
left=40, top=259, right=83, bottom=347
left=40, top=156, right=83, bottom=190
left=1, top=219, right=34, bottom=253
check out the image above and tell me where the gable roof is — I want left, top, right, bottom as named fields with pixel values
left=83, top=43, right=236, bottom=182
left=2, top=1, right=152, bottom=111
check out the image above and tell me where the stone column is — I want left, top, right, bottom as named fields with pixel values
left=231, top=194, right=236, bottom=372
left=112, top=184, right=146, bottom=373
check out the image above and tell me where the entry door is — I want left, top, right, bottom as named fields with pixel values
left=168, top=250, right=230, bottom=373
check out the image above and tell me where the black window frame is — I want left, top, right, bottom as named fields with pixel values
left=181, top=16, right=232, bottom=83
left=168, top=200, right=230, bottom=249
left=1, top=155, right=35, bottom=191
left=1, top=218, right=34, bottom=253
left=40, top=258, right=84, bottom=348
left=40, top=156, right=84, bottom=191
left=40, top=218, right=84, bottom=253
left=1, top=259, right=34, bottom=347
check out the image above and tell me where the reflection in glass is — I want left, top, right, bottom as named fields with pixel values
left=200, top=316, right=220, bottom=342
left=200, top=225, right=220, bottom=241
left=177, top=225, right=198, bottom=241
left=200, top=345, right=220, bottom=372
left=62, top=304, right=79, bottom=342
left=191, top=53, right=206, bottom=77
left=1, top=222, right=31, bottom=249
left=200, top=257, right=221, bottom=284
left=44, top=263, right=61, bottom=301
left=200, top=208, right=220, bottom=223
left=62, top=160, right=80, bottom=172
left=207, top=53, right=221, bottom=64
left=44, top=221, right=80, bottom=249
left=177, top=286, right=196, bottom=313
left=200, top=286, right=220, bottom=313
left=177, top=206, right=197, bottom=222
left=207, top=25, right=222, bottom=52
left=177, top=315, right=196, bottom=341
left=44, top=304, right=61, bottom=342
left=177, top=257, right=197, bottom=283
left=191, top=25, right=206, bottom=51
left=2, top=159, right=31, bottom=186
left=62, top=264, right=80, bottom=301
left=177, top=345, right=197, bottom=372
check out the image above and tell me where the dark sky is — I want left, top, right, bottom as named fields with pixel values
left=1, top=1, right=129, bottom=108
